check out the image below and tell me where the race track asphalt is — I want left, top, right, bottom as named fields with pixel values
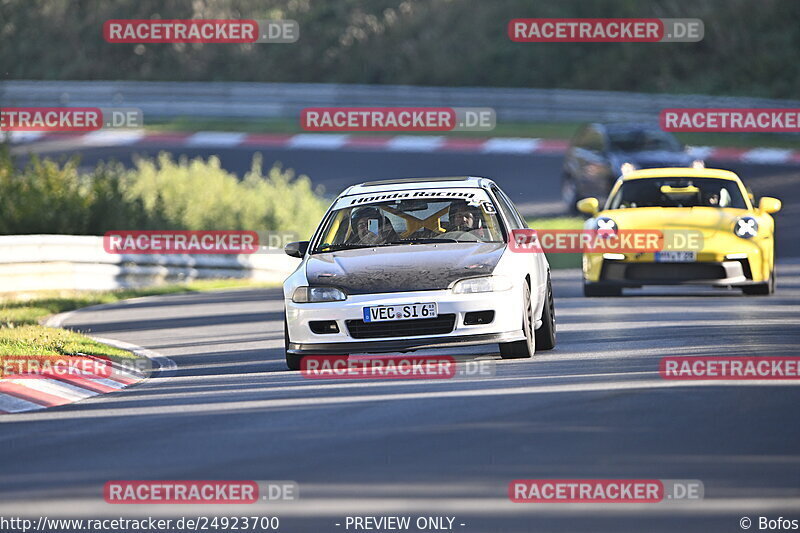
left=1, top=264, right=799, bottom=532
left=2, top=140, right=799, bottom=532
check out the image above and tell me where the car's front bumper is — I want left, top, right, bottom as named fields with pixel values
left=583, top=232, right=772, bottom=286
left=285, top=288, right=525, bottom=355
left=592, top=258, right=761, bottom=287
left=287, top=331, right=523, bottom=355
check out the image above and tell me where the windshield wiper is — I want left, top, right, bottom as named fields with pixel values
left=383, top=238, right=461, bottom=245
left=315, top=243, right=375, bottom=252
left=317, top=238, right=463, bottom=252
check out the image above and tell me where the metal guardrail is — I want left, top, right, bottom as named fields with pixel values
left=0, top=235, right=299, bottom=293
left=2, top=80, right=800, bottom=124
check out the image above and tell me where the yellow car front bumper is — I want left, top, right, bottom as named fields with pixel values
left=582, top=233, right=773, bottom=286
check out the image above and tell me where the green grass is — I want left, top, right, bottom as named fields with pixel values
left=675, top=131, right=800, bottom=150
left=527, top=216, right=585, bottom=230
left=0, top=279, right=280, bottom=377
left=0, top=279, right=279, bottom=328
left=0, top=327, right=134, bottom=358
left=526, top=216, right=585, bottom=270
left=145, top=117, right=800, bottom=148
left=542, top=253, right=582, bottom=270
left=0, top=327, right=137, bottom=378
left=145, top=117, right=581, bottom=139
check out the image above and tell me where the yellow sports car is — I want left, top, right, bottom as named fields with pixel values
left=577, top=168, right=781, bottom=296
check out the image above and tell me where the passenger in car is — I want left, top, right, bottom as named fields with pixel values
left=347, top=207, right=399, bottom=245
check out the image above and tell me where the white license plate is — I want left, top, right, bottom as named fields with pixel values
left=655, top=251, right=696, bottom=262
left=363, top=303, right=437, bottom=322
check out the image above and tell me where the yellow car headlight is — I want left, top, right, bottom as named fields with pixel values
left=734, top=216, right=758, bottom=239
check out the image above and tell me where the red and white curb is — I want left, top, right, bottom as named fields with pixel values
left=0, top=355, right=143, bottom=414
left=8, top=130, right=800, bottom=164
left=0, top=312, right=176, bottom=415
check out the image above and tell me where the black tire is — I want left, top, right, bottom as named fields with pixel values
left=284, top=317, right=304, bottom=371
left=499, top=281, right=535, bottom=359
left=742, top=270, right=775, bottom=296
left=286, top=353, right=304, bottom=371
left=535, top=275, right=556, bottom=350
left=561, top=175, right=579, bottom=214
left=583, top=283, right=622, bottom=297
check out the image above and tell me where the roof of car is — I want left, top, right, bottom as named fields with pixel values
left=342, top=176, right=496, bottom=196
left=621, top=167, right=742, bottom=182
left=600, top=122, right=663, bottom=133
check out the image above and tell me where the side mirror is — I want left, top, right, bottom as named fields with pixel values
left=284, top=241, right=309, bottom=258
left=758, top=196, right=782, bottom=214
left=576, top=197, right=600, bottom=216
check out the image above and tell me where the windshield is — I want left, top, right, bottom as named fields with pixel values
left=312, top=190, right=505, bottom=253
left=607, top=177, right=748, bottom=209
left=608, top=129, right=682, bottom=152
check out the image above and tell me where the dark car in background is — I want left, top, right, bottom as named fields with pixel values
left=561, top=123, right=702, bottom=212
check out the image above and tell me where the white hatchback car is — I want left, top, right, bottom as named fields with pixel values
left=282, top=177, right=556, bottom=370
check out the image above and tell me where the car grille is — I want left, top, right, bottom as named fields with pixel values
left=621, top=263, right=727, bottom=281
left=345, top=314, right=456, bottom=339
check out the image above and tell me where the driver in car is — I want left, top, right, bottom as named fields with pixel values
left=445, top=202, right=487, bottom=239
left=347, top=207, right=398, bottom=245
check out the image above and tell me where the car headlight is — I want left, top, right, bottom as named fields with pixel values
left=594, top=216, right=618, bottom=238
left=734, top=216, right=758, bottom=239
left=292, top=286, right=347, bottom=303
left=452, top=275, right=513, bottom=294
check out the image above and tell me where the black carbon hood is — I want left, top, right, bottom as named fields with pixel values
left=305, top=242, right=506, bottom=295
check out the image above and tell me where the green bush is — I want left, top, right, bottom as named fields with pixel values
left=0, top=145, right=329, bottom=238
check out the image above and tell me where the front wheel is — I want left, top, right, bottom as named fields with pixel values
left=535, top=274, right=556, bottom=350
left=561, top=175, right=579, bottom=214
left=583, top=282, right=622, bottom=297
left=499, top=282, right=535, bottom=359
left=284, top=317, right=304, bottom=371
left=742, top=270, right=775, bottom=296
left=286, top=352, right=304, bottom=371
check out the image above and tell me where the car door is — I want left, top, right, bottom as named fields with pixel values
left=491, top=186, right=548, bottom=321
left=564, top=124, right=590, bottom=185
left=575, top=125, right=614, bottom=198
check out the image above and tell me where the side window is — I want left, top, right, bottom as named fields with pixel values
left=498, top=189, right=527, bottom=228
left=584, top=127, right=605, bottom=153
left=491, top=187, right=522, bottom=230
left=572, top=126, right=590, bottom=149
